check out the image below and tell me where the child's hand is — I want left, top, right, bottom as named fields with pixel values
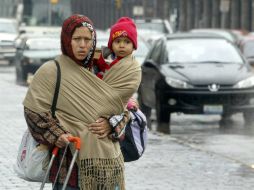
left=127, top=97, right=139, bottom=111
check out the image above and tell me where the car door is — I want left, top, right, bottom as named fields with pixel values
left=15, top=38, right=27, bottom=83
left=141, top=39, right=164, bottom=108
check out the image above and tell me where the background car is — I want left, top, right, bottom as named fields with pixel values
left=238, top=35, right=254, bottom=66
left=135, top=18, right=173, bottom=44
left=135, top=18, right=173, bottom=34
left=190, top=28, right=239, bottom=44
left=138, top=33, right=254, bottom=133
left=0, top=18, right=19, bottom=65
left=133, top=36, right=150, bottom=64
left=15, top=35, right=61, bottom=85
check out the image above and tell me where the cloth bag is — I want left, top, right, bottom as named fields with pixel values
left=120, top=109, right=148, bottom=162
left=14, top=60, right=61, bottom=182
left=13, top=129, right=50, bottom=182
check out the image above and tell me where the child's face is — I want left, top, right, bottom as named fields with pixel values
left=112, top=37, right=134, bottom=57
left=71, top=26, right=93, bottom=60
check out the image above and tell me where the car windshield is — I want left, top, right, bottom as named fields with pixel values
left=26, top=38, right=60, bottom=50
left=23, top=0, right=71, bottom=26
left=243, top=41, right=254, bottom=58
left=0, top=21, right=17, bottom=33
left=166, top=39, right=243, bottom=64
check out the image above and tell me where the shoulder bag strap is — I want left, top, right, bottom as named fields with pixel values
left=51, top=60, right=61, bottom=118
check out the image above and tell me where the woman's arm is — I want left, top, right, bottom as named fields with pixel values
left=88, top=97, right=139, bottom=140
left=24, top=107, right=70, bottom=148
left=88, top=110, right=130, bottom=140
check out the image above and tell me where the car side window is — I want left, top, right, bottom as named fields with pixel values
left=160, top=41, right=168, bottom=64
left=148, top=39, right=163, bottom=65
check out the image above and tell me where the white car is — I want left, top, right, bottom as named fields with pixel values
left=135, top=18, right=173, bottom=44
left=135, top=18, right=173, bottom=34
left=0, top=18, right=19, bottom=64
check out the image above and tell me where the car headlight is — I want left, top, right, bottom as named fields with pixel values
left=233, top=76, right=254, bottom=88
left=165, top=77, right=194, bottom=89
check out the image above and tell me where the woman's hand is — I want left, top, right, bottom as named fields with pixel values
left=88, top=117, right=111, bottom=139
left=55, top=133, right=72, bottom=148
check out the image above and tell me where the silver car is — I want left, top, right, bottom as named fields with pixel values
left=0, top=18, right=18, bottom=64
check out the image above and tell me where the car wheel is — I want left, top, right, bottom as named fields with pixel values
left=9, top=59, right=15, bottom=66
left=15, top=62, right=22, bottom=83
left=16, top=62, right=27, bottom=85
left=219, top=112, right=233, bottom=126
left=138, top=91, right=152, bottom=130
left=243, top=112, right=254, bottom=126
left=156, top=91, right=171, bottom=134
left=219, top=113, right=234, bottom=128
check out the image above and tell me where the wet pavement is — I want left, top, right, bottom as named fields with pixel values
left=1, top=66, right=254, bottom=190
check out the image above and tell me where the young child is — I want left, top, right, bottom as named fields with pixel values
left=95, top=16, right=138, bottom=79
left=94, top=17, right=145, bottom=139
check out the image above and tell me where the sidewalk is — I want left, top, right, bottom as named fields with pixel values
left=1, top=67, right=254, bottom=190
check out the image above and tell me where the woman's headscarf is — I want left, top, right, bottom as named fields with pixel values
left=61, top=14, right=97, bottom=67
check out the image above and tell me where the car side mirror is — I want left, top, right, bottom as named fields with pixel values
left=248, top=61, right=254, bottom=66
left=19, top=29, right=26, bottom=35
left=247, top=58, right=254, bottom=66
left=143, top=60, right=159, bottom=69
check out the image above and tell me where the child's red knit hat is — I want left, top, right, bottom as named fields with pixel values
left=108, top=17, right=137, bottom=50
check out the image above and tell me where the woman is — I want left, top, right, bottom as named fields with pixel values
left=23, top=14, right=141, bottom=190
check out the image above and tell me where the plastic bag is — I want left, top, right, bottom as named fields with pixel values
left=14, top=129, right=50, bottom=182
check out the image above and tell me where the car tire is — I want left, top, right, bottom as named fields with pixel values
left=243, top=112, right=254, bottom=126
left=219, top=112, right=233, bottom=127
left=156, top=91, right=171, bottom=134
left=138, top=91, right=152, bottom=130
left=15, top=62, right=22, bottom=83
left=9, top=59, right=15, bottom=66
left=16, top=62, right=27, bottom=85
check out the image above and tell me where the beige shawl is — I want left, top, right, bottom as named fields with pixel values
left=23, top=54, right=141, bottom=189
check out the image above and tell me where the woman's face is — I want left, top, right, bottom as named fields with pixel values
left=71, top=26, right=93, bottom=60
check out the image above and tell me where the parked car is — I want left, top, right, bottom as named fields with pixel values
left=133, top=36, right=150, bottom=64
left=230, top=29, right=249, bottom=46
left=190, top=28, right=239, bottom=44
left=0, top=18, right=19, bottom=64
left=15, top=26, right=61, bottom=47
left=135, top=18, right=173, bottom=34
left=138, top=33, right=254, bottom=133
left=15, top=35, right=61, bottom=85
left=18, top=26, right=61, bottom=36
left=238, top=35, right=254, bottom=66
left=96, top=29, right=109, bottom=49
left=135, top=18, right=173, bottom=44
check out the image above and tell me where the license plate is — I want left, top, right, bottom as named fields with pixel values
left=203, top=105, right=223, bottom=114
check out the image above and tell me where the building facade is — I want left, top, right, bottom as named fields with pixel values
left=1, top=0, right=253, bottom=32
left=72, top=0, right=254, bottom=32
